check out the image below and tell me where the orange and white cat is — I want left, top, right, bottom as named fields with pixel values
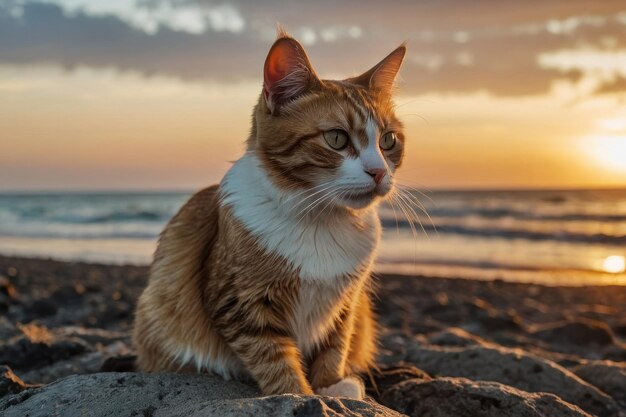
left=133, top=30, right=406, bottom=399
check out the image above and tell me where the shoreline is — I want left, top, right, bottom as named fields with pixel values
left=1, top=249, right=625, bottom=287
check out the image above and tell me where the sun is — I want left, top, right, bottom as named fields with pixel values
left=585, top=136, right=626, bottom=172
left=603, top=255, right=626, bottom=274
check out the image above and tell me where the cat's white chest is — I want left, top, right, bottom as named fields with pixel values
left=293, top=281, right=344, bottom=354
left=221, top=154, right=381, bottom=281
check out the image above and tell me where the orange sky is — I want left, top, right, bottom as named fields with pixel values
left=1, top=1, right=626, bottom=190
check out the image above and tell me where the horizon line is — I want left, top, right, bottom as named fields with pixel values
left=1, top=185, right=625, bottom=195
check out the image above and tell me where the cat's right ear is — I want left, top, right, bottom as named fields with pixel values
left=263, top=37, right=319, bottom=115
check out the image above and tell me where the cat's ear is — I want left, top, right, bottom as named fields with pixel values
left=263, top=36, right=319, bottom=115
left=349, top=44, right=406, bottom=94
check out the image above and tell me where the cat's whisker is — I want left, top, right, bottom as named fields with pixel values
left=390, top=191, right=417, bottom=240
left=394, top=192, right=422, bottom=239
left=310, top=189, right=345, bottom=226
left=282, top=181, right=335, bottom=205
left=395, top=187, right=428, bottom=214
left=395, top=186, right=438, bottom=235
left=389, top=192, right=420, bottom=275
left=396, top=182, right=436, bottom=205
left=294, top=188, right=337, bottom=226
left=293, top=185, right=337, bottom=217
left=397, top=113, right=429, bottom=124
left=395, top=190, right=429, bottom=238
left=399, top=187, right=437, bottom=214
left=386, top=198, right=401, bottom=236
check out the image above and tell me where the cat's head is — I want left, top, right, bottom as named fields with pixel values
left=251, top=32, right=406, bottom=211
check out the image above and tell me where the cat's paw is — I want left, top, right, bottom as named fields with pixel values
left=316, top=376, right=364, bottom=399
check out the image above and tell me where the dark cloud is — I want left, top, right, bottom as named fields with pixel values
left=233, top=0, right=626, bottom=31
left=597, top=77, right=626, bottom=95
left=0, top=3, right=266, bottom=80
left=1, top=1, right=626, bottom=96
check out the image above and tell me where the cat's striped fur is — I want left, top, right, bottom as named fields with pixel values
left=133, top=31, right=406, bottom=398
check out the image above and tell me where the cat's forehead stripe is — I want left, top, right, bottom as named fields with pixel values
left=331, top=85, right=384, bottom=148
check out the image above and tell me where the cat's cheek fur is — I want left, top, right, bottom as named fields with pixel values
left=316, top=377, right=365, bottom=399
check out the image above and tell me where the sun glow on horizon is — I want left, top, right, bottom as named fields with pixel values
left=603, top=255, right=626, bottom=274
left=583, top=135, right=626, bottom=173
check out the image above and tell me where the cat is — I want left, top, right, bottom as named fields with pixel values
left=132, top=29, right=406, bottom=399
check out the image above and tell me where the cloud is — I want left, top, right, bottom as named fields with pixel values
left=1, top=1, right=626, bottom=96
left=10, top=0, right=246, bottom=34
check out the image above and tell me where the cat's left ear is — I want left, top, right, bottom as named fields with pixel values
left=349, top=44, right=406, bottom=94
left=263, top=36, right=319, bottom=115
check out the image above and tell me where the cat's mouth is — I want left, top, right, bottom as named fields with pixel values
left=341, top=188, right=377, bottom=206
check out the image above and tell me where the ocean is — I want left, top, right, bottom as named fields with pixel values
left=0, top=189, right=625, bottom=286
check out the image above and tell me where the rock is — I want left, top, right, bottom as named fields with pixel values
left=0, top=372, right=402, bottom=417
left=100, top=355, right=137, bottom=373
left=0, top=366, right=33, bottom=398
left=50, top=286, right=85, bottom=306
left=426, top=327, right=489, bottom=347
left=612, top=320, right=626, bottom=338
left=10, top=326, right=133, bottom=384
left=23, top=299, right=58, bottom=320
left=574, top=361, right=626, bottom=409
left=532, top=320, right=615, bottom=347
left=377, top=330, right=411, bottom=366
left=0, top=316, right=18, bottom=341
left=421, top=298, right=524, bottom=332
left=53, top=326, right=129, bottom=345
left=574, top=304, right=618, bottom=322
left=405, top=344, right=619, bottom=417
left=0, top=335, right=89, bottom=371
left=380, top=377, right=592, bottom=417
left=0, top=296, right=8, bottom=315
left=365, top=366, right=431, bottom=398
left=18, top=341, right=131, bottom=385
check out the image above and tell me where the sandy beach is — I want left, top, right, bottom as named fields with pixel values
left=0, top=254, right=624, bottom=416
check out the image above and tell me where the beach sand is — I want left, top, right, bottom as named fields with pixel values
left=1, top=255, right=624, bottom=416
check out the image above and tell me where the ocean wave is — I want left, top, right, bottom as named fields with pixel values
left=380, top=218, right=626, bottom=245
left=0, top=222, right=161, bottom=240
left=47, top=210, right=167, bottom=224
left=387, top=206, right=626, bottom=223
left=0, top=230, right=159, bottom=240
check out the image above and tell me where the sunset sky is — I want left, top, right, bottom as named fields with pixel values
left=2, top=0, right=626, bottom=190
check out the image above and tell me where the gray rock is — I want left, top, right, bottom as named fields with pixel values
left=532, top=320, right=616, bottom=347
left=380, top=377, right=592, bottom=417
left=366, top=366, right=431, bottom=398
left=377, top=330, right=411, bottom=366
left=0, top=316, right=18, bottom=341
left=405, top=344, right=619, bottom=417
left=574, top=361, right=626, bottom=409
left=0, top=372, right=403, bottom=417
left=421, top=298, right=525, bottom=332
left=426, top=327, right=490, bottom=347
left=0, top=335, right=89, bottom=371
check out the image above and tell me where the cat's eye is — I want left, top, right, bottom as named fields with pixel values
left=380, top=132, right=397, bottom=151
left=323, top=129, right=349, bottom=150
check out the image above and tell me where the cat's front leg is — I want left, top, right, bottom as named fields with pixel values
left=213, top=292, right=313, bottom=395
left=227, top=333, right=314, bottom=395
left=309, top=306, right=364, bottom=399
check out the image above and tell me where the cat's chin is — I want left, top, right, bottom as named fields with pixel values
left=337, top=192, right=380, bottom=210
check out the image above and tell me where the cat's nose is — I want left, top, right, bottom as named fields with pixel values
left=366, top=168, right=386, bottom=185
